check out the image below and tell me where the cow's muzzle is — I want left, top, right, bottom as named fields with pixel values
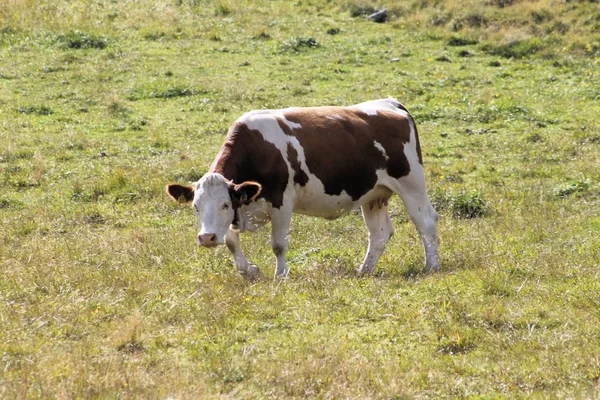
left=197, top=233, right=218, bottom=247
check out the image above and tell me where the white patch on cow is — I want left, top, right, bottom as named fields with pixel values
left=326, top=113, right=344, bottom=121
left=395, top=108, right=421, bottom=174
left=358, top=193, right=394, bottom=275
left=373, top=141, right=389, bottom=160
left=293, top=186, right=355, bottom=219
left=358, top=103, right=379, bottom=116
left=269, top=191, right=295, bottom=276
left=245, top=115, right=289, bottom=154
left=241, top=109, right=277, bottom=118
left=281, top=116, right=302, bottom=130
left=353, top=98, right=403, bottom=116
left=238, top=198, right=270, bottom=232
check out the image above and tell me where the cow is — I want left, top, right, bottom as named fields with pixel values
left=166, top=98, right=439, bottom=278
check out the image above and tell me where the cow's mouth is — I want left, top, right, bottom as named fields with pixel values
left=199, top=243, right=219, bottom=248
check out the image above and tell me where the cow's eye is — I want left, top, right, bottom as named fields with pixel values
left=222, top=203, right=230, bottom=210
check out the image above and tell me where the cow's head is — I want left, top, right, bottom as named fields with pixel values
left=166, top=173, right=261, bottom=247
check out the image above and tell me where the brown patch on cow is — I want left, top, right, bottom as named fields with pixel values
left=286, top=143, right=309, bottom=186
left=276, top=117, right=294, bottom=136
left=360, top=110, right=413, bottom=177
left=281, top=107, right=414, bottom=200
left=368, top=197, right=390, bottom=210
left=211, top=122, right=289, bottom=208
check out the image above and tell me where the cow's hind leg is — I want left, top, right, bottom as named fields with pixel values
left=226, top=228, right=259, bottom=278
left=358, top=198, right=394, bottom=275
left=269, top=205, right=293, bottom=278
left=386, top=172, right=439, bottom=271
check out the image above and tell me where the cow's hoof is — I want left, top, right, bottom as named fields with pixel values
left=240, top=264, right=261, bottom=280
left=356, top=267, right=374, bottom=276
left=274, top=271, right=289, bottom=280
left=425, top=264, right=439, bottom=273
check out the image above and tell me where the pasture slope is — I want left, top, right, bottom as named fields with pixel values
left=1, top=0, right=599, bottom=398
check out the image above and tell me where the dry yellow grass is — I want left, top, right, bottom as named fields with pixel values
left=1, top=0, right=599, bottom=398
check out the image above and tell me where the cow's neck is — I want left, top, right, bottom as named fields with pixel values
left=209, top=123, right=250, bottom=184
left=209, top=144, right=242, bottom=182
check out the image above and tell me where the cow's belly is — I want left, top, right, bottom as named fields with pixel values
left=293, top=184, right=392, bottom=220
left=293, top=192, right=355, bottom=219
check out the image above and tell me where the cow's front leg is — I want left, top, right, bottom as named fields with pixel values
left=358, top=199, right=394, bottom=275
left=225, top=228, right=259, bottom=278
left=270, top=206, right=293, bottom=278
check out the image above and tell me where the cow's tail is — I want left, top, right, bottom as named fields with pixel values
left=387, top=97, right=410, bottom=113
left=389, top=97, right=423, bottom=165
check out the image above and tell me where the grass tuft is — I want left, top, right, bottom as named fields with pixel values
left=151, top=86, right=195, bottom=99
left=0, top=196, right=24, bottom=210
left=281, top=36, right=320, bottom=53
left=447, top=36, right=478, bottom=46
left=451, top=191, right=489, bottom=218
left=106, top=93, right=128, bottom=115
left=438, top=333, right=476, bottom=355
left=482, top=275, right=514, bottom=297
left=16, top=106, right=53, bottom=115
left=552, top=176, right=591, bottom=199
left=55, top=30, right=109, bottom=49
left=214, top=1, right=233, bottom=16
left=458, top=49, right=475, bottom=57
left=345, top=2, right=377, bottom=17
left=252, top=30, right=272, bottom=40
left=113, top=312, right=145, bottom=354
left=482, top=37, right=545, bottom=58
left=431, top=190, right=490, bottom=219
left=435, top=55, right=452, bottom=62
left=128, top=84, right=199, bottom=100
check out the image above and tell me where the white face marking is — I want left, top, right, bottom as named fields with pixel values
left=373, top=141, right=389, bottom=160
left=193, top=173, right=234, bottom=245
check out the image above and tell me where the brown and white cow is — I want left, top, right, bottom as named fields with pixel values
left=167, top=98, right=439, bottom=278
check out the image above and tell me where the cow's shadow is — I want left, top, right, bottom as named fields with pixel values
left=328, top=255, right=461, bottom=282
left=228, top=253, right=462, bottom=283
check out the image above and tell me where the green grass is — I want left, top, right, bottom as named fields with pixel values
left=1, top=0, right=600, bottom=398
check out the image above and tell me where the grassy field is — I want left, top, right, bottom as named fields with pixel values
left=1, top=0, right=599, bottom=398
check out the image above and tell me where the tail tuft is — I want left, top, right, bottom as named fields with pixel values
left=387, top=97, right=409, bottom=113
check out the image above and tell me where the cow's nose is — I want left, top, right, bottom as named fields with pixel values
left=198, top=233, right=217, bottom=246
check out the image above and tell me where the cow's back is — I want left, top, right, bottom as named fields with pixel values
left=213, top=99, right=419, bottom=216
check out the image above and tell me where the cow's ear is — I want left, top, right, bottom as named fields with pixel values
left=231, top=181, right=262, bottom=204
left=166, top=184, right=195, bottom=204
